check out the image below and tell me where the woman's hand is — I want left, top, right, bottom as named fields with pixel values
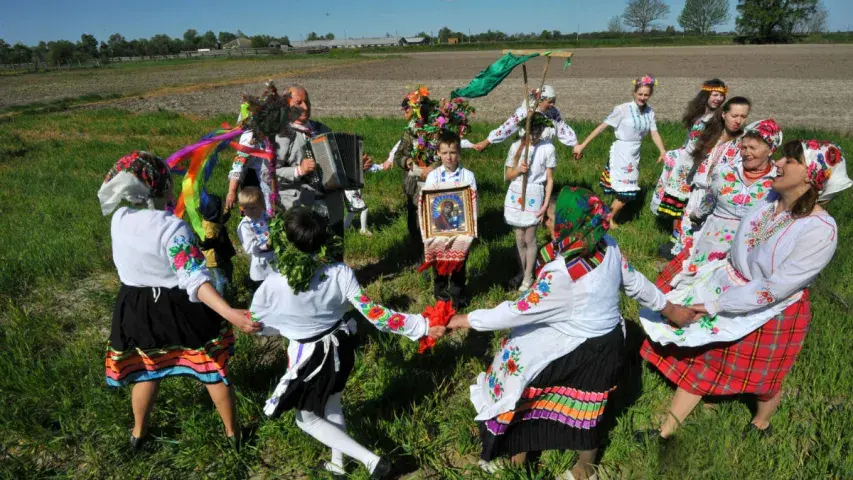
left=227, top=309, right=263, bottom=334
left=361, top=154, right=373, bottom=171
left=447, top=314, right=470, bottom=330
left=517, top=161, right=529, bottom=174
left=572, top=144, right=585, bottom=160
left=225, top=190, right=238, bottom=211
left=658, top=152, right=667, bottom=164
left=536, top=203, right=548, bottom=220
left=661, top=302, right=696, bottom=327
left=428, top=326, right=446, bottom=340
left=473, top=139, right=490, bottom=151
left=690, top=304, right=709, bottom=322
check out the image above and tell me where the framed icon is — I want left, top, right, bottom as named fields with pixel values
left=420, top=185, right=476, bottom=239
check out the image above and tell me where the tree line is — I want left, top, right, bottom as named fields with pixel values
left=0, top=0, right=837, bottom=65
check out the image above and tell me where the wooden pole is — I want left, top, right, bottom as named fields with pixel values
left=519, top=64, right=533, bottom=211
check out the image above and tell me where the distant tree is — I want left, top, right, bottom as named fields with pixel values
left=218, top=31, right=237, bottom=44
left=438, top=26, right=453, bottom=43
left=279, top=36, right=291, bottom=46
left=251, top=35, right=272, bottom=47
left=306, top=32, right=320, bottom=41
left=623, top=0, right=672, bottom=33
left=0, top=39, right=10, bottom=63
left=46, top=40, right=74, bottom=65
left=540, top=29, right=552, bottom=40
left=150, top=34, right=174, bottom=55
left=77, top=34, right=99, bottom=58
left=108, top=33, right=128, bottom=57
left=736, top=0, right=817, bottom=42
left=607, top=15, right=625, bottom=33
left=183, top=29, right=199, bottom=49
left=200, top=30, right=218, bottom=48
left=678, top=0, right=730, bottom=35
left=665, top=25, right=678, bottom=34
left=794, top=1, right=828, bottom=34
left=325, top=32, right=335, bottom=40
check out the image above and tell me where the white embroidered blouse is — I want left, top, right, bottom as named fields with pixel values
left=250, top=263, right=428, bottom=341
left=505, top=139, right=557, bottom=186
left=110, top=207, right=211, bottom=302
left=604, top=102, right=658, bottom=142
left=487, top=106, right=578, bottom=147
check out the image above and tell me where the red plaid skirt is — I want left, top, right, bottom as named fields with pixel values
left=655, top=248, right=690, bottom=292
left=640, top=290, right=811, bottom=401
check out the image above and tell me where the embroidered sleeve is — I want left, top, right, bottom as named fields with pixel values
left=487, top=107, right=526, bottom=144
left=555, top=118, right=578, bottom=147
left=229, top=131, right=256, bottom=180
left=469, top=271, right=567, bottom=331
left=340, top=266, right=428, bottom=340
left=620, top=252, right=666, bottom=311
left=603, top=105, right=622, bottom=128
left=166, top=225, right=211, bottom=302
left=708, top=221, right=837, bottom=315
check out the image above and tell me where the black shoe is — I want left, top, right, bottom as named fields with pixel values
left=657, top=242, right=675, bottom=260
left=743, top=422, right=772, bottom=439
left=632, top=429, right=668, bottom=445
left=129, top=434, right=146, bottom=451
left=227, top=433, right=241, bottom=453
left=370, top=458, right=392, bottom=479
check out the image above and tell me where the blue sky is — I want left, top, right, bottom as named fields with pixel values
left=1, top=0, right=851, bottom=45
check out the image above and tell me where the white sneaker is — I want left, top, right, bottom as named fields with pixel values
left=478, top=459, right=504, bottom=474
left=557, top=469, right=598, bottom=480
left=518, top=277, right=534, bottom=292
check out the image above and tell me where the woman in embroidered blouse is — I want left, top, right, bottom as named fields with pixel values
left=447, top=187, right=692, bottom=480
left=637, top=139, right=852, bottom=441
left=471, top=84, right=578, bottom=151
left=662, top=117, right=780, bottom=291
left=96, top=151, right=261, bottom=451
left=650, top=79, right=727, bottom=253
left=573, top=75, right=667, bottom=228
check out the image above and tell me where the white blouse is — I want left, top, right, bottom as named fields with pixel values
left=505, top=139, right=557, bottom=186
left=250, top=263, right=428, bottom=341
left=604, top=102, right=658, bottom=143
left=237, top=215, right=276, bottom=281
left=487, top=106, right=578, bottom=147
left=110, top=207, right=211, bottom=302
left=467, top=237, right=666, bottom=421
left=425, top=165, right=479, bottom=192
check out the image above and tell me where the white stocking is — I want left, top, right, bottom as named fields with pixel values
left=324, top=393, right=346, bottom=472
left=359, top=209, right=369, bottom=233
left=295, top=408, right=380, bottom=473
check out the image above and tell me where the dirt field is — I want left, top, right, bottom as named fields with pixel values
left=7, top=44, right=853, bottom=132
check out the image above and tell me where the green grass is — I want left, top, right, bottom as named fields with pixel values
left=1, top=110, right=851, bottom=479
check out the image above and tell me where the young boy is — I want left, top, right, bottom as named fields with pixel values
left=424, top=131, right=477, bottom=309
left=250, top=207, right=444, bottom=479
left=198, top=193, right=237, bottom=296
left=237, top=187, right=275, bottom=283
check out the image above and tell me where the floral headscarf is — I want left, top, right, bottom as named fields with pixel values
left=801, top=140, right=853, bottom=202
left=97, top=151, right=172, bottom=215
left=535, top=187, right=610, bottom=272
left=743, top=119, right=783, bottom=154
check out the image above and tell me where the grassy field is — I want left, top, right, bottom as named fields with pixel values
left=1, top=110, right=851, bottom=479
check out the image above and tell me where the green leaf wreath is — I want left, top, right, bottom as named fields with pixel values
left=269, top=213, right=344, bottom=294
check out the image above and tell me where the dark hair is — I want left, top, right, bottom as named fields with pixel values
left=284, top=207, right=329, bottom=254
left=681, top=79, right=726, bottom=129
left=437, top=131, right=461, bottom=150
left=780, top=140, right=820, bottom=218
left=633, top=83, right=654, bottom=95
left=529, top=111, right=548, bottom=144
left=690, top=96, right=751, bottom=165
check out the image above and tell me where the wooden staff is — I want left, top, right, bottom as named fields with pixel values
left=519, top=64, right=533, bottom=211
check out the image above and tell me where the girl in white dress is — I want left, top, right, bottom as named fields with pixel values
left=503, top=112, right=557, bottom=291
left=573, top=75, right=667, bottom=227
left=638, top=139, right=852, bottom=441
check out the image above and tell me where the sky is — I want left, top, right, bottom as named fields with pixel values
left=1, top=0, right=852, bottom=46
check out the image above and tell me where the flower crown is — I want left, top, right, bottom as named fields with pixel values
left=702, top=84, right=728, bottom=95
left=633, top=75, right=658, bottom=87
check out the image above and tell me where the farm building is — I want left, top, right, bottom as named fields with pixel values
left=268, top=40, right=282, bottom=48
left=288, top=36, right=428, bottom=49
left=223, top=37, right=252, bottom=49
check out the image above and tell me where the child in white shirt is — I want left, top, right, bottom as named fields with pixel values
left=236, top=187, right=275, bottom=282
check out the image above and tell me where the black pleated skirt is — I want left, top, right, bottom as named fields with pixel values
left=267, top=325, right=358, bottom=418
left=480, top=324, right=624, bottom=460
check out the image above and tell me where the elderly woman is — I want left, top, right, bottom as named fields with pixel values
left=97, top=151, right=261, bottom=450
left=638, top=140, right=852, bottom=440
left=472, top=84, right=578, bottom=151
left=659, top=117, right=779, bottom=289
left=448, top=187, right=692, bottom=480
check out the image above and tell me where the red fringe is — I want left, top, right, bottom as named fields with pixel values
left=417, top=260, right=464, bottom=276
left=418, top=300, right=456, bottom=354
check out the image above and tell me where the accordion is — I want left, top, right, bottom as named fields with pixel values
left=302, top=132, right=364, bottom=191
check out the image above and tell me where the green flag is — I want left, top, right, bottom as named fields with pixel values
left=450, top=52, right=539, bottom=99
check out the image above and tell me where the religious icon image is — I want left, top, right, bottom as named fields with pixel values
left=420, top=186, right=475, bottom=238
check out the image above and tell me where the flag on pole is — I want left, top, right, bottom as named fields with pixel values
left=450, top=52, right=539, bottom=99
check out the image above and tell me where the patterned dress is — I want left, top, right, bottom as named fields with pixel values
left=599, top=102, right=657, bottom=199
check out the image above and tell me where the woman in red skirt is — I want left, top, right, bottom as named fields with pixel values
left=637, top=139, right=852, bottom=440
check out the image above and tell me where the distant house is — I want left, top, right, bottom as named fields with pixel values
left=402, top=36, right=429, bottom=45
left=290, top=36, right=408, bottom=49
left=268, top=40, right=282, bottom=48
left=223, top=37, right=252, bottom=49
left=447, top=37, right=460, bottom=44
